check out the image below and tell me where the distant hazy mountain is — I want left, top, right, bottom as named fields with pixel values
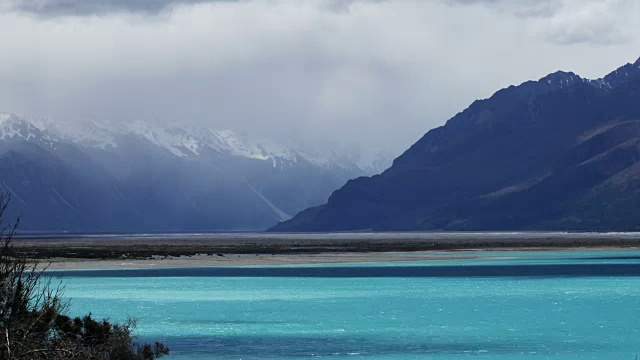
left=0, top=113, right=389, bottom=231
left=271, top=57, right=640, bottom=232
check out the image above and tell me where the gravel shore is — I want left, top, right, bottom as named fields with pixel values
left=12, top=231, right=640, bottom=270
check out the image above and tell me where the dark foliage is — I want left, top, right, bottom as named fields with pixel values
left=0, top=193, right=169, bottom=359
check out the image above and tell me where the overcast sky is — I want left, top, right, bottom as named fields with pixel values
left=1, top=0, right=640, bottom=158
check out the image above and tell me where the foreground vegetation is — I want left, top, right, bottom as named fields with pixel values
left=0, top=194, right=169, bottom=359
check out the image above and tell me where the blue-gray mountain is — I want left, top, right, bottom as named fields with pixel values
left=0, top=114, right=389, bottom=231
left=271, top=57, right=640, bottom=232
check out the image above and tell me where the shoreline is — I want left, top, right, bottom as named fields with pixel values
left=14, top=232, right=640, bottom=270
left=39, top=246, right=640, bottom=271
left=40, top=251, right=450, bottom=270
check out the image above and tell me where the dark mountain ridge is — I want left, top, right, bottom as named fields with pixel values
left=271, top=57, right=640, bottom=231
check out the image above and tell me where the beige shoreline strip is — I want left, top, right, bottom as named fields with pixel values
left=39, top=246, right=637, bottom=271
left=15, top=232, right=640, bottom=270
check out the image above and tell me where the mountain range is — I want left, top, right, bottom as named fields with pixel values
left=272, top=57, right=640, bottom=232
left=0, top=114, right=390, bottom=231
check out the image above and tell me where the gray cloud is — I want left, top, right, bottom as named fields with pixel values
left=531, top=0, right=630, bottom=46
left=2, top=0, right=388, bottom=17
left=321, top=0, right=388, bottom=13
left=3, top=0, right=237, bottom=16
left=544, top=22, right=626, bottom=46
left=450, top=0, right=631, bottom=46
left=448, top=0, right=560, bottom=18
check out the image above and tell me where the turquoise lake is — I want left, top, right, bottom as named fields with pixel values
left=51, top=250, right=640, bottom=359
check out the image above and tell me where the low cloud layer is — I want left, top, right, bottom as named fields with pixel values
left=1, top=0, right=640, bottom=159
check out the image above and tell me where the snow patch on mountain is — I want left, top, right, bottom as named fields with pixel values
left=0, top=113, right=58, bottom=146
left=53, top=117, right=119, bottom=149
left=0, top=113, right=387, bottom=173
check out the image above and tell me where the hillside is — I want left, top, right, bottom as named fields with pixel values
left=271, top=57, right=640, bottom=231
left=0, top=114, right=387, bottom=231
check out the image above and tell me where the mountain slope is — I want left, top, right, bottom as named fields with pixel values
left=271, top=57, right=640, bottom=232
left=0, top=114, right=386, bottom=231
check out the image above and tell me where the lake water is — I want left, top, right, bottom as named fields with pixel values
left=51, top=250, right=640, bottom=359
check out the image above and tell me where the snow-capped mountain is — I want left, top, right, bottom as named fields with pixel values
left=28, top=115, right=374, bottom=169
left=0, top=113, right=389, bottom=232
left=0, top=113, right=59, bottom=147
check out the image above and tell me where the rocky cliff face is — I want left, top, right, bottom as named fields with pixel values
left=272, top=57, right=640, bottom=231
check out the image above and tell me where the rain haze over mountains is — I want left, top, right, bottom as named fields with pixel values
left=3, top=0, right=640, bottom=231
left=0, top=112, right=382, bottom=231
